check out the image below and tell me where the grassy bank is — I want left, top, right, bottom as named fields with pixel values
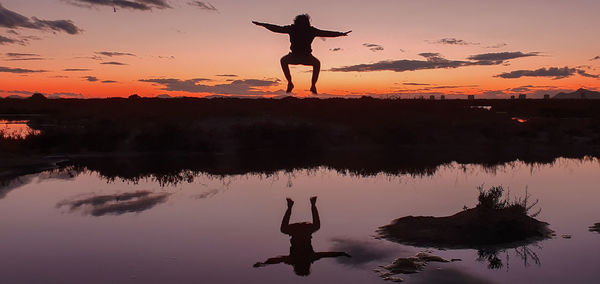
left=1, top=97, right=600, bottom=176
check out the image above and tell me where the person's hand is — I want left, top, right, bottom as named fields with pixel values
left=310, top=196, right=317, bottom=206
left=341, top=30, right=352, bottom=36
left=286, top=198, right=294, bottom=208
left=252, top=21, right=264, bottom=26
left=253, top=262, right=264, bottom=268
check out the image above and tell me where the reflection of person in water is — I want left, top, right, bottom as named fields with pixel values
left=253, top=196, right=350, bottom=276
left=252, top=14, right=351, bottom=94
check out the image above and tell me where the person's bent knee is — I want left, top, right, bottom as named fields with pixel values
left=313, top=59, right=321, bottom=68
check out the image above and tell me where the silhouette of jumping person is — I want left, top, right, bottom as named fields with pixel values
left=253, top=197, right=350, bottom=276
left=253, top=14, right=351, bottom=94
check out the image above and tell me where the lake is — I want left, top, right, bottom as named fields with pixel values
left=0, top=119, right=40, bottom=139
left=0, top=158, right=598, bottom=283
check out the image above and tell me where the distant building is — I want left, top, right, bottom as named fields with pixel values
left=544, top=94, right=550, bottom=99
left=468, top=95, right=475, bottom=100
left=519, top=94, right=526, bottom=99
left=429, top=95, right=435, bottom=100
left=440, top=95, right=446, bottom=100
left=510, top=95, right=515, bottom=99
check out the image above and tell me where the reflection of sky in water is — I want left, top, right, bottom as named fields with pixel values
left=0, top=120, right=40, bottom=138
left=0, top=158, right=599, bottom=283
left=511, top=117, right=528, bottom=123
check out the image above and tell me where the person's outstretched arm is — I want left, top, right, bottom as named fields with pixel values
left=315, top=29, right=352, bottom=37
left=252, top=21, right=289, bottom=33
left=253, top=256, right=288, bottom=268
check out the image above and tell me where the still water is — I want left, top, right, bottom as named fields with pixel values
left=0, top=120, right=40, bottom=139
left=0, top=158, right=598, bottom=283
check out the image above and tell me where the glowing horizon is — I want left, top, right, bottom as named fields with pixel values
left=1, top=0, right=599, bottom=98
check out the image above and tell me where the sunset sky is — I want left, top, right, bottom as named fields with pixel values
left=1, top=0, right=599, bottom=98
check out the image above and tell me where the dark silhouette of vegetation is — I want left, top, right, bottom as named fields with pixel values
left=0, top=156, right=64, bottom=199
left=477, top=185, right=540, bottom=217
left=378, top=186, right=551, bottom=247
left=1, top=97, right=600, bottom=179
left=378, top=186, right=551, bottom=269
left=0, top=131, right=22, bottom=154
left=0, top=174, right=33, bottom=199
left=476, top=245, right=541, bottom=270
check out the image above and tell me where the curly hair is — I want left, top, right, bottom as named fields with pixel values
left=294, top=14, right=311, bottom=27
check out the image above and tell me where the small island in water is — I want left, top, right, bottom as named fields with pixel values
left=378, top=185, right=552, bottom=249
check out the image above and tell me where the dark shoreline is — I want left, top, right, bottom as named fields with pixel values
left=0, top=156, right=65, bottom=179
left=2, top=97, right=600, bottom=179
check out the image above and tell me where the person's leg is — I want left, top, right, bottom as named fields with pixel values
left=280, top=198, right=294, bottom=234
left=309, top=56, right=321, bottom=94
left=280, top=54, right=294, bottom=93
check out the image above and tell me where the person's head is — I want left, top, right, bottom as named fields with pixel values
left=294, top=14, right=311, bottom=27
left=292, top=261, right=311, bottom=276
